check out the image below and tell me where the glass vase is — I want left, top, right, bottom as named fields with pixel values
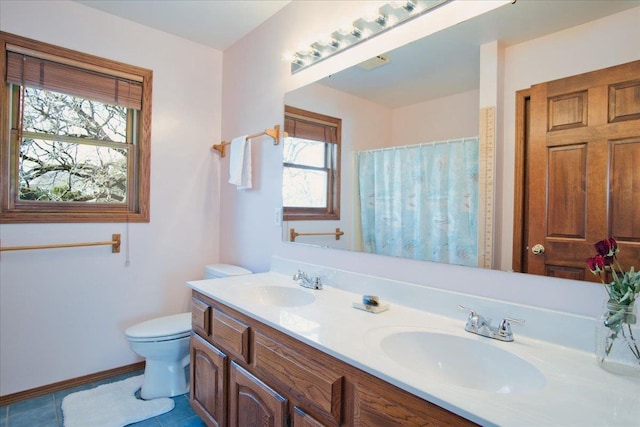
left=595, top=301, right=640, bottom=376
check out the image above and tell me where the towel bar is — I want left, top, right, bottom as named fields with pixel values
left=1, top=234, right=121, bottom=253
left=213, top=124, right=284, bottom=157
left=290, top=228, right=344, bottom=242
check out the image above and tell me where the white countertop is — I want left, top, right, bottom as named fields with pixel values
left=187, top=272, right=640, bottom=427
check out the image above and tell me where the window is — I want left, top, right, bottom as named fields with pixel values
left=0, top=31, right=152, bottom=223
left=283, top=106, right=341, bottom=221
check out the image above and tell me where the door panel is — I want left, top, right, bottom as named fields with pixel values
left=609, top=79, right=640, bottom=122
left=610, top=139, right=640, bottom=239
left=547, top=144, right=587, bottom=238
left=526, top=60, right=640, bottom=279
left=547, top=91, right=588, bottom=130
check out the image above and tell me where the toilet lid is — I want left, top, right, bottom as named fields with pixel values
left=125, top=312, right=191, bottom=341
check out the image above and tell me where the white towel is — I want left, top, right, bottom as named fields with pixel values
left=228, top=135, right=251, bottom=189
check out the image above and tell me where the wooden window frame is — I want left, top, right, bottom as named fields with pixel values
left=0, top=31, right=152, bottom=223
left=283, top=105, right=341, bottom=221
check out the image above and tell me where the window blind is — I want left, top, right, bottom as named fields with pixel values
left=285, top=106, right=340, bottom=144
left=6, top=51, right=143, bottom=110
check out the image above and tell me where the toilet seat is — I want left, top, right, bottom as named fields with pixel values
left=125, top=312, right=191, bottom=343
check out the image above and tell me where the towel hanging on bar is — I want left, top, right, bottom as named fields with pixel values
left=228, top=135, right=251, bottom=190
left=212, top=124, right=284, bottom=157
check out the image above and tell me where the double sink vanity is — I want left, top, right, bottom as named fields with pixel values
left=187, top=263, right=640, bottom=426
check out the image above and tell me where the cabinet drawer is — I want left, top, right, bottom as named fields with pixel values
left=254, top=332, right=343, bottom=425
left=212, top=308, right=250, bottom=363
left=191, top=298, right=210, bottom=336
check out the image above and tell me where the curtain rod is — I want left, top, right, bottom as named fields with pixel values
left=356, top=136, right=478, bottom=155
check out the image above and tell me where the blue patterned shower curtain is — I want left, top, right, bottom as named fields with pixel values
left=356, top=137, right=479, bottom=266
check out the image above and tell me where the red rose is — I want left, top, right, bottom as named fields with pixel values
left=594, top=237, right=619, bottom=258
left=586, top=255, right=606, bottom=274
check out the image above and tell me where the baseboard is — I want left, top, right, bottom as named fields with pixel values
left=0, top=361, right=145, bottom=406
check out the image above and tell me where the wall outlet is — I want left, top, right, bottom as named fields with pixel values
left=275, top=208, right=282, bottom=226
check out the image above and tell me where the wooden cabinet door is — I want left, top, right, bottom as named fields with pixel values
left=229, top=361, right=287, bottom=427
left=190, top=334, right=228, bottom=427
left=293, top=406, right=327, bottom=427
left=527, top=60, right=640, bottom=279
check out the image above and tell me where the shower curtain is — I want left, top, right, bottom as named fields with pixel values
left=356, top=137, right=479, bottom=266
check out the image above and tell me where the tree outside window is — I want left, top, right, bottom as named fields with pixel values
left=0, top=31, right=152, bottom=223
left=18, top=87, right=131, bottom=203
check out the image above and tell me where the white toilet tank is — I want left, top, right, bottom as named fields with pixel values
left=204, top=263, right=251, bottom=279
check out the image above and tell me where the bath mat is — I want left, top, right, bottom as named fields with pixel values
left=61, top=375, right=175, bottom=427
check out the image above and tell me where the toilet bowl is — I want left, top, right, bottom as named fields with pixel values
left=126, top=264, right=252, bottom=399
left=125, top=312, right=192, bottom=400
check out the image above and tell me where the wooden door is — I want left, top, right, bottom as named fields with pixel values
left=526, top=60, right=640, bottom=280
left=229, top=361, right=287, bottom=427
left=190, top=334, right=228, bottom=427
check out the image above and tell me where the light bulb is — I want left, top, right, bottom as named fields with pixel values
left=388, top=0, right=417, bottom=12
left=363, top=7, right=380, bottom=22
left=281, top=52, right=295, bottom=62
left=317, top=35, right=340, bottom=48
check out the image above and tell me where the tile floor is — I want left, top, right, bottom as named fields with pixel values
left=0, top=370, right=205, bottom=427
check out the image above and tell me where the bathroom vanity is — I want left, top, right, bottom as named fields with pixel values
left=189, top=291, right=471, bottom=426
left=187, top=269, right=640, bottom=426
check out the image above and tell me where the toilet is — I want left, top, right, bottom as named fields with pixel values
left=125, top=264, right=252, bottom=399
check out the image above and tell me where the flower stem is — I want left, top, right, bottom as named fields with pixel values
left=622, top=324, right=640, bottom=361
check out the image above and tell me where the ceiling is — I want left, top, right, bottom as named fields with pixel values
left=74, top=0, right=292, bottom=51
left=317, top=0, right=640, bottom=108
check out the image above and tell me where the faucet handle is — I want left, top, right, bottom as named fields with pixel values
left=497, top=317, right=525, bottom=341
left=457, top=305, right=476, bottom=316
left=458, top=305, right=485, bottom=329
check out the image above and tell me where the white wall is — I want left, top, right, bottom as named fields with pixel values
left=220, top=2, right=639, bottom=319
left=0, top=1, right=223, bottom=395
left=391, top=90, right=480, bottom=145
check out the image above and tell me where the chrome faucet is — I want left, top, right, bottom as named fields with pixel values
left=292, top=270, right=323, bottom=290
left=458, top=305, right=524, bottom=342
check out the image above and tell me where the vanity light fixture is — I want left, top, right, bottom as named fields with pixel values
left=390, top=0, right=418, bottom=12
left=287, top=0, right=450, bottom=73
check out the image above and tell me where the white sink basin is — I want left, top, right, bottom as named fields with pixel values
left=234, top=285, right=316, bottom=307
left=367, top=328, right=546, bottom=394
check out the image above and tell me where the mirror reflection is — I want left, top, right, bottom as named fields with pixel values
left=282, top=1, right=638, bottom=271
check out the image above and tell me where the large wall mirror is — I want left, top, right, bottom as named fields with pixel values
left=282, top=1, right=639, bottom=273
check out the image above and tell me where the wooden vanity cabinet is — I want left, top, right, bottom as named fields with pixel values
left=190, top=291, right=475, bottom=427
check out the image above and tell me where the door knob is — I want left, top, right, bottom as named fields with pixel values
left=531, top=244, right=545, bottom=255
